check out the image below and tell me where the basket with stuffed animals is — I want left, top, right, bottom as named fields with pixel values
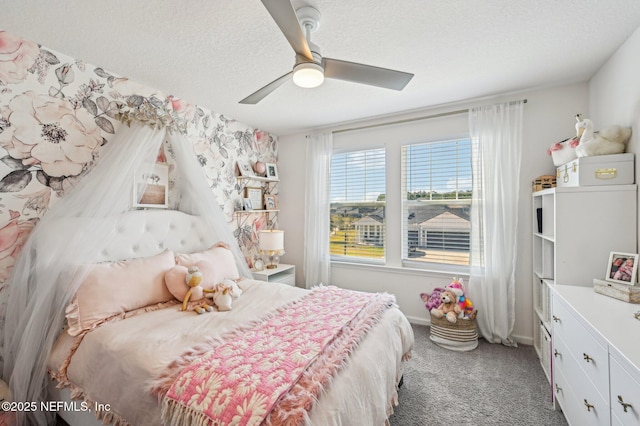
left=420, top=277, right=478, bottom=351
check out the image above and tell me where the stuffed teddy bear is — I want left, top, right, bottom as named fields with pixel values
left=430, top=290, right=462, bottom=323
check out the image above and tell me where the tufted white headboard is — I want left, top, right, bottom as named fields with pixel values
left=39, top=210, right=214, bottom=263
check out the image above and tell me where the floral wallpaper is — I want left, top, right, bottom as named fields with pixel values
left=0, top=30, right=278, bottom=354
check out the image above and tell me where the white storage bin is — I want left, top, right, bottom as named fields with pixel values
left=556, top=153, right=634, bottom=187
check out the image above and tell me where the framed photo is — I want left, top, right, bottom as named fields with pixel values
left=265, top=163, right=278, bottom=179
left=606, top=252, right=639, bottom=285
left=133, top=163, right=168, bottom=208
left=237, top=159, right=254, bottom=177
left=245, top=186, right=263, bottom=211
left=264, top=194, right=278, bottom=210
left=243, top=197, right=253, bottom=211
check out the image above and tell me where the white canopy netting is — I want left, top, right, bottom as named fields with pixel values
left=1, top=122, right=250, bottom=425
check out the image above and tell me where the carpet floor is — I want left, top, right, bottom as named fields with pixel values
left=388, top=324, right=568, bottom=426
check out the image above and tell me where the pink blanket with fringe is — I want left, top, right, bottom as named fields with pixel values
left=153, top=286, right=395, bottom=426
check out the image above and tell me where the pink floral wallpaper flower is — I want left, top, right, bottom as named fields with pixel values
left=0, top=31, right=40, bottom=84
left=0, top=30, right=279, bottom=361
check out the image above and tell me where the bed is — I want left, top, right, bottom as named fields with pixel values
left=40, top=210, right=414, bottom=426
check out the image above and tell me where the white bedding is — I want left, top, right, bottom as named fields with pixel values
left=48, top=279, right=414, bottom=425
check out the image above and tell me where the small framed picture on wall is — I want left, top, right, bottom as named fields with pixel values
left=133, top=163, right=169, bottom=208
left=243, top=198, right=253, bottom=211
left=606, top=251, right=639, bottom=285
left=265, top=163, right=278, bottom=179
left=237, top=159, right=254, bottom=177
left=264, top=194, right=278, bottom=210
left=245, top=187, right=263, bottom=211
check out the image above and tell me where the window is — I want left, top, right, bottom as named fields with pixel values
left=402, top=139, right=472, bottom=266
left=330, top=148, right=385, bottom=262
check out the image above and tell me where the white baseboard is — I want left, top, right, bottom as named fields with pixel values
left=406, top=315, right=429, bottom=326
left=406, top=315, right=534, bottom=346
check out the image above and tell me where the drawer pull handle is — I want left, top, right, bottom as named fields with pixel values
left=583, top=353, right=593, bottom=363
left=584, top=399, right=594, bottom=412
left=552, top=315, right=560, bottom=322
left=553, top=349, right=561, bottom=358
left=555, top=384, right=561, bottom=393
left=618, top=395, right=633, bottom=413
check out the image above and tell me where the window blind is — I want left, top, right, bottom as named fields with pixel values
left=330, top=148, right=385, bottom=261
left=402, top=139, right=472, bottom=266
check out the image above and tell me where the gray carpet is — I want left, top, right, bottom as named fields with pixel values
left=389, top=324, right=568, bottom=426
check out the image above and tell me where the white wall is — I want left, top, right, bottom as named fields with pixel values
left=589, top=26, right=640, bottom=251
left=279, top=82, right=589, bottom=343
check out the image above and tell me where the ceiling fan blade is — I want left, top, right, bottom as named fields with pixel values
left=323, top=58, right=414, bottom=90
left=261, top=0, right=313, bottom=60
left=239, top=72, right=292, bottom=104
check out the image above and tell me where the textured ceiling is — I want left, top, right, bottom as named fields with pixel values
left=3, top=0, right=640, bottom=136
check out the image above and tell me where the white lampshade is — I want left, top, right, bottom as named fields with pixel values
left=292, top=62, right=324, bottom=88
left=259, top=230, right=284, bottom=251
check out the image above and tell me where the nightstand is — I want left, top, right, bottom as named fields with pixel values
left=252, top=264, right=295, bottom=286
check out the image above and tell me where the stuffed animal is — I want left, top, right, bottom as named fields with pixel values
left=420, top=288, right=445, bottom=312
left=574, top=114, right=631, bottom=157
left=204, top=278, right=243, bottom=311
left=210, top=283, right=233, bottom=311
left=182, top=265, right=214, bottom=314
left=445, top=277, right=474, bottom=318
left=430, top=290, right=462, bottom=323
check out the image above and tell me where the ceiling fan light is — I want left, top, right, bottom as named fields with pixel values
left=292, top=62, right=324, bottom=88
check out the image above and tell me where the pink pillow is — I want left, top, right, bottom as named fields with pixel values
left=66, top=250, right=176, bottom=336
left=175, top=246, right=240, bottom=284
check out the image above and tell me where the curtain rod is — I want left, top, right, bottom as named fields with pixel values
left=333, top=98, right=527, bottom=135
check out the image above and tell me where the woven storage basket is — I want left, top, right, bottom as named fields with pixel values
left=430, top=314, right=478, bottom=351
left=532, top=175, right=556, bottom=192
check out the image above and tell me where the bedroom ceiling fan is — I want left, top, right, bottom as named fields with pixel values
left=239, top=0, right=414, bottom=104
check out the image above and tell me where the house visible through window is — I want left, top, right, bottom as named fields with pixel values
left=330, top=148, right=385, bottom=262
left=329, top=139, right=472, bottom=269
left=402, top=139, right=472, bottom=266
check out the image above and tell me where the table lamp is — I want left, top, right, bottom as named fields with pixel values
left=259, top=230, right=285, bottom=269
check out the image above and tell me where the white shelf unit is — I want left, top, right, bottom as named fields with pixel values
left=532, top=185, right=637, bottom=389
left=235, top=175, right=280, bottom=227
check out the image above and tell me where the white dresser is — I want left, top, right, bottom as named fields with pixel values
left=551, top=285, right=640, bottom=426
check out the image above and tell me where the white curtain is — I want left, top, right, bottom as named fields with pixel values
left=303, top=133, right=332, bottom=288
left=467, top=100, right=524, bottom=346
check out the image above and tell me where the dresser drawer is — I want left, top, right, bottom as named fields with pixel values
left=554, top=363, right=609, bottom=426
left=552, top=297, right=609, bottom=399
left=610, top=355, right=640, bottom=425
left=553, top=334, right=610, bottom=425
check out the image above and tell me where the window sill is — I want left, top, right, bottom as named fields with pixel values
left=331, top=260, right=470, bottom=278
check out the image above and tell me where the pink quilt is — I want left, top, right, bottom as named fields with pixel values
left=156, top=286, right=395, bottom=426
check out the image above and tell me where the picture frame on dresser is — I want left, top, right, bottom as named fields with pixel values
left=606, top=251, right=639, bottom=285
